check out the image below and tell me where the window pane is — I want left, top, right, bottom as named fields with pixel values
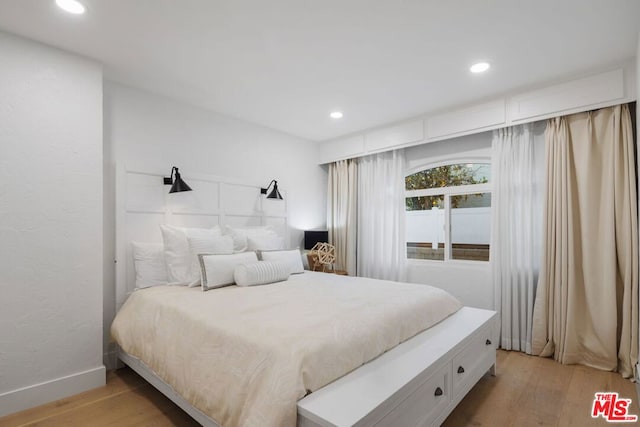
left=405, top=163, right=490, bottom=191
left=451, top=193, right=491, bottom=261
left=405, top=195, right=444, bottom=211
left=406, top=198, right=445, bottom=261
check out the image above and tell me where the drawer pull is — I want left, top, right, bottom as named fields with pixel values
left=434, top=387, right=443, bottom=397
left=457, top=366, right=465, bottom=374
left=486, top=339, right=492, bottom=346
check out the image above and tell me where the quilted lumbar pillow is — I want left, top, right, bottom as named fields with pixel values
left=234, top=261, right=290, bottom=287
left=258, top=249, right=305, bottom=274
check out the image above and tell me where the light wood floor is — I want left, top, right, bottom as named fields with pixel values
left=1, top=350, right=638, bottom=427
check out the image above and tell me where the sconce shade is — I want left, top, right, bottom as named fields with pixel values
left=164, top=167, right=193, bottom=193
left=261, top=180, right=283, bottom=200
left=266, top=185, right=283, bottom=200
left=304, top=230, right=328, bottom=250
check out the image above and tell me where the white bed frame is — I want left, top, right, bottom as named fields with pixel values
left=115, top=166, right=498, bottom=427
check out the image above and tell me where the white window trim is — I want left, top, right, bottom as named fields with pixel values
left=405, top=156, right=491, bottom=176
left=406, top=182, right=491, bottom=198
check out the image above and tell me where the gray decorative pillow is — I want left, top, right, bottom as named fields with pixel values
left=198, top=252, right=259, bottom=291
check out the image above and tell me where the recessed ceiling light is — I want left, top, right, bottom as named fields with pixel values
left=330, top=111, right=343, bottom=119
left=56, top=0, right=86, bottom=15
left=470, top=62, right=490, bottom=73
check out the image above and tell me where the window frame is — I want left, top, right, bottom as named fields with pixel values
left=405, top=158, right=492, bottom=263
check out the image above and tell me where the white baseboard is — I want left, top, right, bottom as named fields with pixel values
left=0, top=366, right=106, bottom=417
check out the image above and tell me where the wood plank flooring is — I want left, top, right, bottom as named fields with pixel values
left=443, top=350, right=639, bottom=427
left=1, top=350, right=638, bottom=426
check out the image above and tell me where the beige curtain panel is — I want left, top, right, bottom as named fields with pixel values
left=327, top=159, right=358, bottom=275
left=532, top=104, right=638, bottom=378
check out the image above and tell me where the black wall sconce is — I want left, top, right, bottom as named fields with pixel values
left=260, top=180, right=283, bottom=200
left=163, top=166, right=193, bottom=193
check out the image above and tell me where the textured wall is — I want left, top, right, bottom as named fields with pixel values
left=0, top=31, right=104, bottom=414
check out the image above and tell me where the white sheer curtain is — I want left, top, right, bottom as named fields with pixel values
left=357, top=149, right=407, bottom=281
left=491, top=123, right=544, bottom=353
left=327, top=159, right=358, bottom=275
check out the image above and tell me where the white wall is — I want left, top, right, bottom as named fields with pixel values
left=102, top=83, right=327, bottom=365
left=405, top=133, right=492, bottom=174
left=404, top=132, right=494, bottom=309
left=320, top=61, right=636, bottom=164
left=0, top=32, right=104, bottom=416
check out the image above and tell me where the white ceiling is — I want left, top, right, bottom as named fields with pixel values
left=0, top=0, right=638, bottom=141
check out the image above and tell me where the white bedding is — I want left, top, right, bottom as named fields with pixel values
left=111, top=271, right=462, bottom=427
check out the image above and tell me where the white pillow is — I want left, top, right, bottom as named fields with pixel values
left=186, top=234, right=234, bottom=287
left=223, top=225, right=281, bottom=253
left=160, top=224, right=222, bottom=285
left=199, top=251, right=259, bottom=291
left=132, top=242, right=168, bottom=288
left=259, top=249, right=305, bottom=274
left=247, top=235, right=285, bottom=251
left=234, top=261, right=290, bottom=287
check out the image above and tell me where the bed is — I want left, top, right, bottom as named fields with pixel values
left=113, top=167, right=498, bottom=427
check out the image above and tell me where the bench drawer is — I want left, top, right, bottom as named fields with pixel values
left=374, top=363, right=450, bottom=427
left=451, top=324, right=494, bottom=398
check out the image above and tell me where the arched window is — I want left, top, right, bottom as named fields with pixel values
left=405, top=161, right=491, bottom=262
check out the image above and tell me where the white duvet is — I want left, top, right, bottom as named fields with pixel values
left=111, top=271, right=462, bottom=427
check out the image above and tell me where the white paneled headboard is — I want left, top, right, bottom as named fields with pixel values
left=115, top=165, right=288, bottom=310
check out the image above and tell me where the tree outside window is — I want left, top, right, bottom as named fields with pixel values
left=405, top=164, right=489, bottom=210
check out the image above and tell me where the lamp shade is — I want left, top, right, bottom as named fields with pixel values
left=266, top=182, right=283, bottom=200
left=261, top=180, right=284, bottom=200
left=165, top=167, right=192, bottom=193
left=304, top=230, right=328, bottom=250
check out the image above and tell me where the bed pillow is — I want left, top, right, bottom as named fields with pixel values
left=132, top=242, right=168, bottom=288
left=247, top=235, right=285, bottom=251
left=160, top=224, right=222, bottom=285
left=234, top=261, right=290, bottom=287
left=258, top=249, right=305, bottom=274
left=199, top=251, right=259, bottom=291
left=186, top=234, right=234, bottom=287
left=223, top=225, right=282, bottom=253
